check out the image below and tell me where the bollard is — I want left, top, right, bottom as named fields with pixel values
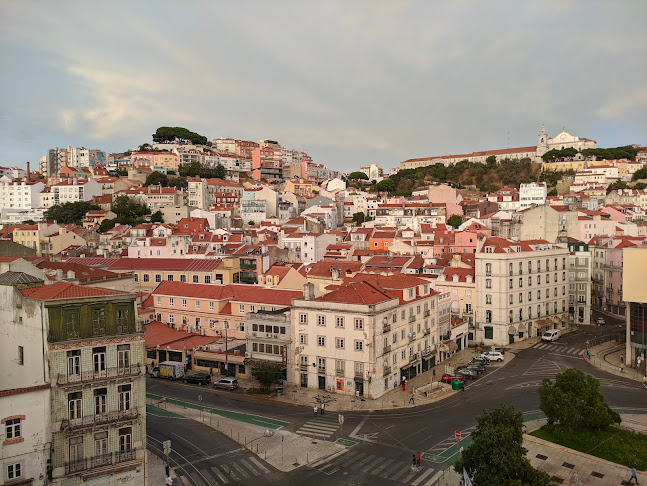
left=307, top=454, right=309, bottom=464
left=256, top=443, right=258, bottom=453
left=238, top=432, right=240, bottom=441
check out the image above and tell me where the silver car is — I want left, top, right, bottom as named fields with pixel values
left=214, top=377, right=238, bottom=390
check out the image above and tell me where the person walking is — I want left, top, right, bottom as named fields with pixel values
left=409, top=392, right=415, bottom=404
left=313, top=405, right=318, bottom=418
left=587, top=350, right=592, bottom=360
left=320, top=402, right=325, bottom=415
left=461, top=381, right=465, bottom=392
left=411, top=454, right=417, bottom=472
left=209, top=367, right=213, bottom=377
left=416, top=452, right=422, bottom=469
left=629, top=466, right=639, bottom=484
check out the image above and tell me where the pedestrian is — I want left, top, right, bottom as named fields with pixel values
left=411, top=454, right=417, bottom=472
left=320, top=402, right=325, bottom=415
left=209, top=367, right=213, bottom=376
left=409, top=392, right=415, bottom=404
left=313, top=405, right=318, bottom=418
left=356, top=389, right=360, bottom=399
left=621, top=355, right=624, bottom=365
left=629, top=466, right=639, bottom=484
left=460, top=381, right=465, bottom=392
left=621, top=363, right=625, bottom=374
left=416, top=452, right=422, bottom=468
left=587, top=350, right=591, bottom=360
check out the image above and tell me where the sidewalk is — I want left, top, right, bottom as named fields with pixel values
left=588, top=341, right=645, bottom=383
left=268, top=346, right=512, bottom=412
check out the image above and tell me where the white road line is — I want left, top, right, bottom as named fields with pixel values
left=200, top=470, right=217, bottom=485
left=567, top=347, right=576, bottom=354
left=379, top=461, right=403, bottom=477
left=209, top=466, right=228, bottom=484
left=579, top=349, right=586, bottom=355
left=411, top=467, right=436, bottom=486
left=247, top=456, right=270, bottom=474
left=238, top=458, right=260, bottom=476
left=370, top=458, right=395, bottom=476
left=178, top=475, right=192, bottom=486
left=390, top=465, right=411, bottom=481
left=425, top=470, right=444, bottom=485
left=361, top=456, right=384, bottom=473
left=340, top=451, right=366, bottom=467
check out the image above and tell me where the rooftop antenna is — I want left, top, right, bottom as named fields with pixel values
left=507, top=130, right=510, bottom=149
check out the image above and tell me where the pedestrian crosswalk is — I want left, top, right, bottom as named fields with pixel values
left=295, top=414, right=340, bottom=439
left=523, top=357, right=562, bottom=377
left=174, top=454, right=270, bottom=485
left=308, top=450, right=445, bottom=485
left=532, top=343, right=586, bottom=356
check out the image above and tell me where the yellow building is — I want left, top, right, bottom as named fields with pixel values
left=284, top=179, right=314, bottom=197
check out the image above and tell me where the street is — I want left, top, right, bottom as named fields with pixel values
left=147, top=318, right=647, bottom=486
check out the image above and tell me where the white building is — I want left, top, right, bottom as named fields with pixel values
left=279, top=232, right=337, bottom=265
left=519, top=182, right=547, bottom=210
left=41, top=179, right=102, bottom=208
left=0, top=181, right=45, bottom=211
left=475, top=237, right=571, bottom=346
left=290, top=277, right=439, bottom=399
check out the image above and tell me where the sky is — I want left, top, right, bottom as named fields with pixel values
left=1, top=1, right=646, bottom=172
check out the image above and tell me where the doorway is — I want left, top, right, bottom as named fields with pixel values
left=354, top=380, right=364, bottom=397
left=318, top=375, right=326, bottom=390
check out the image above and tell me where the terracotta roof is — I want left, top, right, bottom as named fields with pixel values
left=151, top=280, right=302, bottom=305
left=306, top=261, right=363, bottom=277
left=71, top=257, right=225, bottom=272
left=313, top=281, right=394, bottom=305
left=144, top=320, right=218, bottom=350
left=19, top=281, right=128, bottom=300
left=440, top=267, right=475, bottom=282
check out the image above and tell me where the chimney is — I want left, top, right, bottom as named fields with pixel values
left=303, top=282, right=315, bottom=300
left=26, top=161, right=30, bottom=182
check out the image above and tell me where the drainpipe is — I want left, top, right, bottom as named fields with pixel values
left=40, top=302, right=47, bottom=382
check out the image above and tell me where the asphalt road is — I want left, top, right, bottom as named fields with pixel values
left=148, top=318, right=647, bottom=486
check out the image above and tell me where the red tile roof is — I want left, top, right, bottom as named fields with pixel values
left=313, top=281, right=393, bottom=305
left=151, top=281, right=302, bottom=305
left=19, top=281, right=128, bottom=300
left=67, top=257, right=224, bottom=272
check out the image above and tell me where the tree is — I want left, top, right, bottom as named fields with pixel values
left=111, top=195, right=151, bottom=225
left=352, top=212, right=366, bottom=225
left=485, top=155, right=497, bottom=167
left=168, top=176, right=188, bottom=189
left=547, top=188, right=558, bottom=197
left=144, top=171, right=169, bottom=187
left=214, top=163, right=226, bottom=180
left=538, top=368, right=621, bottom=432
left=632, top=167, right=647, bottom=181
left=375, top=178, right=395, bottom=193
left=98, top=219, right=117, bottom=233
left=150, top=211, right=164, bottom=223
left=251, top=364, right=284, bottom=391
left=348, top=171, right=369, bottom=180
left=607, top=180, right=628, bottom=193
left=447, top=214, right=463, bottom=228
left=44, top=201, right=100, bottom=224
left=152, top=126, right=208, bottom=145
left=455, top=404, right=552, bottom=486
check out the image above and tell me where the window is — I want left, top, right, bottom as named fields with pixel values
left=204, top=275, right=211, bottom=284
left=69, top=436, right=84, bottom=467
left=154, top=274, right=161, bottom=283
left=519, top=293, right=523, bottom=303
left=169, top=314, right=174, bottom=324
left=5, top=418, right=21, bottom=440
left=182, top=299, right=187, bottom=308
left=317, top=357, right=326, bottom=371
left=92, top=308, right=106, bottom=334
left=484, top=326, right=493, bottom=339
left=336, top=360, right=345, bottom=374
left=118, top=384, right=131, bottom=411
left=509, top=279, right=513, bottom=289
left=67, top=350, right=81, bottom=378
left=156, top=296, right=161, bottom=305
left=335, top=338, right=345, bottom=349
left=209, top=301, right=214, bottom=310
left=65, top=310, right=80, bottom=338
left=167, top=274, right=173, bottom=281
left=7, top=463, right=22, bottom=480
left=94, top=388, right=107, bottom=415
left=509, top=295, right=513, bottom=305
left=180, top=274, right=187, bottom=282
left=354, top=318, right=364, bottom=330
left=509, top=263, right=513, bottom=276
left=299, top=313, right=307, bottom=324
left=169, top=297, right=174, bottom=306
left=239, top=304, right=245, bottom=313
left=485, top=294, right=492, bottom=304
left=317, top=315, right=326, bottom=326
left=92, top=347, right=106, bottom=375
left=485, top=310, right=492, bottom=323
left=68, top=392, right=82, bottom=419
left=485, top=263, right=492, bottom=276
left=94, top=431, right=109, bottom=461
left=486, top=279, right=492, bottom=289
left=545, top=289, right=549, bottom=298
left=355, top=340, right=364, bottom=351
left=17, top=346, right=24, bottom=365
left=119, top=427, right=132, bottom=453
left=143, top=274, right=149, bottom=283
left=537, top=275, right=541, bottom=285
left=528, top=276, right=532, bottom=286
left=546, top=274, right=549, bottom=284
left=299, top=334, right=307, bottom=344
left=335, top=316, right=345, bottom=328
left=193, top=275, right=199, bottom=283
left=317, top=336, right=325, bottom=346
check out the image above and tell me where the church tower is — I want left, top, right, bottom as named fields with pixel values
left=536, top=125, right=549, bottom=160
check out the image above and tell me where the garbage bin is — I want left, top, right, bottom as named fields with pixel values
left=452, top=379, right=462, bottom=391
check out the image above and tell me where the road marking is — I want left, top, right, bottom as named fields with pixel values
left=199, top=470, right=217, bottom=485
left=412, top=467, right=436, bottom=485
left=340, top=451, right=366, bottom=467
left=357, top=454, right=378, bottom=468
left=390, top=465, right=411, bottom=481
left=247, top=456, right=271, bottom=474
left=189, top=471, right=208, bottom=486
left=426, top=470, right=444, bottom=485
left=369, top=457, right=395, bottom=475
left=378, top=460, right=402, bottom=478
left=210, top=466, right=228, bottom=484
left=232, top=462, right=250, bottom=479
left=178, top=474, right=192, bottom=486
left=579, top=349, right=586, bottom=355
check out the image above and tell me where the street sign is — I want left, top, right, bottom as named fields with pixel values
left=163, top=440, right=171, bottom=455
left=455, top=430, right=461, bottom=440
left=338, top=414, right=344, bottom=425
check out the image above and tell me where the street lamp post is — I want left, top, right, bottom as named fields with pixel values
left=227, top=429, right=274, bottom=483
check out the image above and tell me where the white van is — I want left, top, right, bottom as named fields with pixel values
left=541, top=329, right=560, bottom=342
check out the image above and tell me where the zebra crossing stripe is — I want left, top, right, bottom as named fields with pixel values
left=428, top=470, right=444, bottom=484
left=411, top=467, right=437, bottom=486
left=361, top=456, right=384, bottom=473
left=567, top=347, right=575, bottom=353
left=200, top=470, right=217, bottom=485
left=390, top=464, right=411, bottom=481
left=178, top=475, right=191, bottom=486
left=247, top=456, right=271, bottom=474
left=579, top=349, right=586, bottom=355
left=357, top=453, right=377, bottom=467
left=210, top=465, right=228, bottom=483
left=379, top=461, right=403, bottom=478
left=189, top=471, right=208, bottom=486
left=239, top=458, right=261, bottom=476
left=370, top=458, right=395, bottom=475
left=340, top=451, right=366, bottom=467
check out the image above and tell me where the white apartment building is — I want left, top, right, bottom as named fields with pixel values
left=0, top=181, right=46, bottom=210
left=475, top=237, right=571, bottom=346
left=246, top=309, right=292, bottom=368
left=519, top=182, right=547, bottom=210
left=69, top=147, right=106, bottom=169
left=290, top=277, right=439, bottom=399
left=279, top=232, right=337, bottom=265
left=567, top=241, right=592, bottom=325
left=41, top=179, right=102, bottom=208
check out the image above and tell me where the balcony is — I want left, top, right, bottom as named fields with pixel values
left=423, top=327, right=430, bottom=335
left=299, top=364, right=308, bottom=371
left=383, top=344, right=391, bottom=353
left=317, top=367, right=326, bottom=375
left=409, top=315, right=415, bottom=323
left=65, top=449, right=140, bottom=475
left=382, top=324, right=391, bottom=334
left=409, top=353, right=419, bottom=363
left=423, top=310, right=430, bottom=317
left=57, top=365, right=142, bottom=386
left=354, top=370, right=364, bottom=378
left=422, top=347, right=434, bottom=357
left=239, top=260, right=257, bottom=270
left=61, top=409, right=140, bottom=431
left=408, top=333, right=416, bottom=342
left=383, top=366, right=392, bottom=377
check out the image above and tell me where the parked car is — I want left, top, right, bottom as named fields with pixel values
left=489, top=346, right=505, bottom=355
left=440, top=374, right=465, bottom=384
left=455, top=368, right=478, bottom=379
left=541, top=329, right=561, bottom=342
left=214, top=377, right=239, bottom=390
left=480, top=351, right=504, bottom=362
left=596, top=317, right=606, bottom=325
left=182, top=373, right=211, bottom=386
left=464, top=363, right=486, bottom=374
left=471, top=356, right=491, bottom=365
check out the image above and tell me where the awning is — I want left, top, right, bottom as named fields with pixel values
left=517, top=323, right=527, bottom=333
left=507, top=326, right=516, bottom=335
left=536, top=318, right=552, bottom=328
left=439, top=340, right=458, bottom=353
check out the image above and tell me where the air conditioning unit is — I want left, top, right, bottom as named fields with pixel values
left=244, top=352, right=251, bottom=358
left=266, top=333, right=272, bottom=338
left=16, top=303, right=22, bottom=309
left=216, top=330, right=222, bottom=335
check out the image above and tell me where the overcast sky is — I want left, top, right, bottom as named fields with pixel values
left=1, top=1, right=646, bottom=171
